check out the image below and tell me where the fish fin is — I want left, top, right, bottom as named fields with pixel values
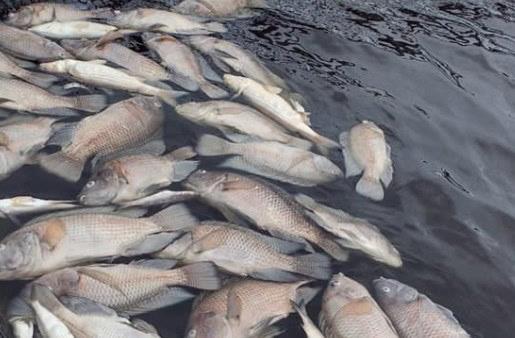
left=148, top=23, right=169, bottom=31
left=211, top=56, right=232, bottom=73
left=204, top=22, right=227, bottom=33
left=72, top=94, right=108, bottom=113
left=38, top=152, right=85, bottom=182
left=291, top=300, right=324, bottom=338
left=286, top=136, right=313, bottom=150
left=95, top=30, right=124, bottom=48
left=295, top=284, right=321, bottom=306
left=172, top=160, right=199, bottom=182
left=339, top=131, right=362, bottom=177
left=7, top=55, right=36, bottom=69
left=122, top=287, right=195, bottom=316
left=158, top=89, right=189, bottom=107
left=33, top=107, right=81, bottom=117
left=356, top=175, right=384, bottom=201
left=226, top=289, right=243, bottom=323
left=59, top=296, right=117, bottom=317
left=199, top=81, right=229, bottom=99
left=149, top=203, right=198, bottom=231
left=197, top=53, right=223, bottom=83
left=268, top=229, right=315, bottom=252
left=380, top=158, right=393, bottom=188
left=317, top=238, right=349, bottom=261
left=221, top=177, right=258, bottom=191
left=119, top=190, right=198, bottom=208
left=293, top=253, right=331, bottom=280
left=77, top=267, right=130, bottom=299
left=294, top=194, right=318, bottom=211
left=46, top=123, right=77, bottom=146
left=123, top=232, right=180, bottom=256
left=164, top=146, right=197, bottom=161
left=217, top=204, right=252, bottom=227
left=30, top=285, right=65, bottom=315
left=166, top=69, right=199, bottom=91
left=250, top=268, right=301, bottom=282
left=434, top=302, right=463, bottom=326
left=249, top=0, right=271, bottom=9
left=179, top=262, right=221, bottom=290
left=248, top=323, right=284, bottom=338
left=196, top=134, right=231, bottom=156
left=129, top=258, right=177, bottom=269
left=256, top=234, right=305, bottom=254
left=223, top=132, right=254, bottom=143
left=131, top=319, right=158, bottom=334
left=21, top=71, right=58, bottom=89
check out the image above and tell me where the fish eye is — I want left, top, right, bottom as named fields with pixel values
left=330, top=280, right=340, bottom=287
left=199, top=170, right=207, bottom=174
left=86, top=181, right=95, bottom=188
left=382, top=286, right=391, bottom=293
left=187, top=329, right=196, bottom=338
left=79, top=195, right=86, bottom=202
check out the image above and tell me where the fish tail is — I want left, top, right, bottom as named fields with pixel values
left=164, top=146, right=197, bottom=161
left=196, top=134, right=231, bottom=156
left=299, top=127, right=340, bottom=150
left=30, top=285, right=64, bottom=314
left=158, top=89, right=189, bottom=107
left=199, top=81, right=229, bottom=99
left=205, top=22, right=227, bottom=33
left=38, top=151, right=85, bottom=182
left=317, top=237, right=349, bottom=261
left=292, top=253, right=331, bottom=280
left=19, top=70, right=57, bottom=89
left=174, top=262, right=221, bottom=290
left=149, top=203, right=198, bottom=231
left=356, top=175, right=384, bottom=201
left=171, top=160, right=199, bottom=182
left=72, top=94, right=107, bottom=113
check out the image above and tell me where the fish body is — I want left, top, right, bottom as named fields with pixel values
left=0, top=197, right=76, bottom=216
left=340, top=121, right=393, bottom=201
left=184, top=170, right=349, bottom=261
left=29, top=21, right=118, bottom=39
left=0, top=50, right=56, bottom=88
left=320, top=273, right=399, bottom=338
left=175, top=0, right=269, bottom=17
left=373, top=278, right=470, bottom=338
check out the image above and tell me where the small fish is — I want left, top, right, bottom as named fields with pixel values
left=184, top=170, right=349, bottom=261
left=295, top=194, right=402, bottom=267
left=187, top=279, right=318, bottom=338
left=5, top=3, right=113, bottom=27
left=0, top=23, right=72, bottom=61
left=0, top=203, right=197, bottom=280
left=373, top=278, right=470, bottom=338
left=39, top=96, right=164, bottom=182
left=224, top=75, right=339, bottom=149
left=196, top=134, right=343, bottom=186
left=109, top=8, right=227, bottom=35
left=39, top=60, right=186, bottom=106
left=156, top=220, right=331, bottom=281
left=0, top=197, right=77, bottom=217
left=118, top=190, right=199, bottom=209
left=78, top=149, right=198, bottom=205
left=340, top=121, right=393, bottom=201
left=175, top=0, right=270, bottom=17
left=0, top=50, right=57, bottom=88
left=143, top=33, right=227, bottom=98
left=292, top=301, right=325, bottom=338
left=320, top=273, right=399, bottom=338
left=29, top=21, right=118, bottom=39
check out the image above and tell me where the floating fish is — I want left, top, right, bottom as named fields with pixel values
left=29, top=21, right=119, bottom=39
left=175, top=0, right=270, bottom=18
left=0, top=197, right=77, bottom=217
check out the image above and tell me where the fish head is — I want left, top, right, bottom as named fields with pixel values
left=37, top=268, right=81, bottom=296
left=324, top=273, right=369, bottom=303
left=131, top=95, right=163, bottom=113
left=0, top=230, right=41, bottom=278
left=373, top=277, right=419, bottom=306
left=183, top=170, right=229, bottom=195
left=78, top=169, right=121, bottom=206
left=187, top=312, right=231, bottom=338
left=175, top=102, right=212, bottom=121
left=5, top=8, right=34, bottom=27
left=39, top=60, right=67, bottom=74
left=60, top=39, right=96, bottom=57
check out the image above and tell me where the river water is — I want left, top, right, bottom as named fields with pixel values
left=0, top=0, right=514, bottom=337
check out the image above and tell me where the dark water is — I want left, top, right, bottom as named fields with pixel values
left=1, top=0, right=515, bottom=337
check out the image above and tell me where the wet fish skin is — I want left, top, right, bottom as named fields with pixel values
left=340, top=120, right=393, bottom=201
left=373, top=278, right=470, bottom=338
left=0, top=51, right=57, bottom=88
left=29, top=21, right=118, bottom=39
left=118, top=190, right=199, bottom=209
left=0, top=197, right=77, bottom=216
left=320, top=273, right=399, bottom=338
left=175, top=0, right=270, bottom=17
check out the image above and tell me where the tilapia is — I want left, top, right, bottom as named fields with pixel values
left=196, top=134, right=343, bottom=186
left=156, top=220, right=331, bottom=281
left=143, top=33, right=227, bottom=98
left=295, top=194, right=402, bottom=267
left=184, top=170, right=349, bottom=261
left=109, top=8, right=227, bottom=35
left=78, top=149, right=198, bottom=205
left=39, top=96, right=164, bottom=182
left=0, top=197, right=77, bottom=217
left=373, top=278, right=470, bottom=337
left=39, top=60, right=186, bottom=106
left=0, top=78, right=107, bottom=116
left=320, top=273, right=399, bottom=338
left=0, top=23, right=72, bottom=61
left=187, top=279, right=318, bottom=338
left=340, top=121, right=393, bottom=201
left=175, top=0, right=269, bottom=17
left=30, top=285, right=161, bottom=338
left=0, top=204, right=197, bottom=280
left=175, top=101, right=311, bottom=148
left=224, top=75, right=339, bottom=149
left=29, top=21, right=118, bottom=39
left=5, top=3, right=113, bottom=27
left=292, top=302, right=325, bottom=338
left=0, top=51, right=56, bottom=88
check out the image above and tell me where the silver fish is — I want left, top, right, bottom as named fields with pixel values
left=175, top=0, right=270, bottom=17
left=29, top=21, right=118, bottom=39
left=118, top=190, right=199, bottom=209
left=0, top=50, right=56, bottom=88
left=0, top=197, right=77, bottom=217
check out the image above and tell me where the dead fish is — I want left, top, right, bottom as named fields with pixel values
left=295, top=194, right=402, bottom=267
left=40, top=60, right=186, bottom=106
left=156, top=220, right=331, bottom=281
left=0, top=197, right=77, bottom=216
left=373, top=278, right=470, bottom=338
left=292, top=302, right=325, bottom=338
left=39, top=96, right=164, bottom=182
left=184, top=170, right=349, bottom=261
left=0, top=203, right=197, bottom=280
left=0, top=78, right=107, bottom=116
left=29, top=21, right=118, bottom=39
left=175, top=101, right=311, bottom=149
left=175, top=0, right=269, bottom=17
left=118, top=190, right=199, bottom=209
left=224, top=75, right=339, bottom=149
left=143, top=33, right=227, bottom=98
left=320, top=273, right=399, bottom=338
left=109, top=8, right=227, bottom=35
left=340, top=121, right=393, bottom=201
left=0, top=23, right=72, bottom=61
left=196, top=134, right=342, bottom=186
left=5, top=3, right=113, bottom=28
left=78, top=149, right=198, bottom=205
left=0, top=51, right=57, bottom=88
left=187, top=279, right=318, bottom=338
left=30, top=285, right=162, bottom=338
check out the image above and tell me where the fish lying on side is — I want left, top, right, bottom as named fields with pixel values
left=292, top=302, right=325, bottom=338
left=39, top=96, right=164, bottom=182
left=184, top=170, right=349, bottom=261
left=295, top=194, right=402, bottom=267
left=156, top=220, right=331, bottom=281
left=196, top=134, right=343, bottom=186
left=187, top=279, right=318, bottom=338
left=320, top=273, right=399, bottom=338
left=29, top=21, right=119, bottom=39
left=118, top=190, right=199, bottom=209
left=0, top=197, right=77, bottom=217
left=373, top=278, right=471, bottom=337
left=143, top=33, right=227, bottom=98
left=0, top=50, right=56, bottom=88
left=175, top=0, right=270, bottom=17
left=340, top=121, right=393, bottom=201
left=0, top=78, right=107, bottom=116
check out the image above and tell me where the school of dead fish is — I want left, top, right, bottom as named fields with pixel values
left=0, top=1, right=471, bottom=338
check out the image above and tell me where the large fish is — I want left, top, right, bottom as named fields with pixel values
left=320, top=273, right=399, bottom=338
left=29, top=21, right=118, bottom=39
left=196, top=134, right=343, bottom=186
left=295, top=194, right=402, bottom=267
left=39, top=96, right=164, bottom=182
left=184, top=170, right=349, bottom=261
left=0, top=51, right=56, bottom=88
left=156, top=220, right=331, bottom=281
left=143, top=33, right=227, bottom=98
left=0, top=78, right=107, bottom=116
left=0, top=204, right=197, bottom=280
left=0, top=197, right=77, bottom=217
left=340, top=121, right=393, bottom=201
left=373, top=278, right=470, bottom=337
left=175, top=0, right=270, bottom=17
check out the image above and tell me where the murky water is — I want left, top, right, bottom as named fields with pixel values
left=1, top=0, right=515, bottom=337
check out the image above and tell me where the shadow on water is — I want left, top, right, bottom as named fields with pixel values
left=0, top=0, right=515, bottom=337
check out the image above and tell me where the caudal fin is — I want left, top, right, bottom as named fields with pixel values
left=196, top=134, right=231, bottom=156
left=199, top=81, right=229, bottom=99
left=20, top=70, right=57, bottom=89
left=293, top=253, right=331, bottom=280
left=158, top=89, right=189, bottom=107
left=39, top=152, right=85, bottom=182
left=172, top=160, right=199, bottom=182
left=164, top=146, right=197, bottom=161
left=72, top=94, right=107, bottom=113
left=356, top=175, right=384, bottom=201
left=177, top=262, right=221, bottom=290
left=149, top=203, right=198, bottom=231
left=317, top=237, right=349, bottom=262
